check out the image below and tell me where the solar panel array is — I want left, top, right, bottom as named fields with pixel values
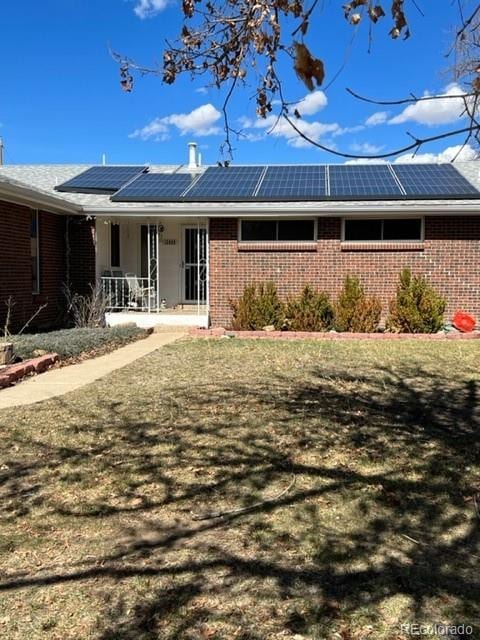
left=329, top=165, right=402, bottom=198
left=56, top=163, right=480, bottom=201
left=183, top=166, right=265, bottom=201
left=56, top=166, right=148, bottom=194
left=256, top=166, right=327, bottom=200
left=111, top=173, right=198, bottom=202
left=392, top=163, right=479, bottom=197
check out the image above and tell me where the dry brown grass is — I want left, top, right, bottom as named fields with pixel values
left=0, top=338, right=479, bottom=639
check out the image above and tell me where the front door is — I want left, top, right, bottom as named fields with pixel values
left=183, top=227, right=207, bottom=303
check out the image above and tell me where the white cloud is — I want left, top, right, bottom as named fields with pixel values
left=350, top=142, right=385, bottom=154
left=389, top=84, right=469, bottom=126
left=344, top=158, right=388, bottom=165
left=164, top=104, right=221, bottom=136
left=237, top=91, right=345, bottom=148
left=292, top=91, right=327, bottom=116
left=133, top=0, right=170, bottom=18
left=365, top=111, right=389, bottom=126
left=130, top=103, right=222, bottom=140
left=394, top=143, right=478, bottom=163
left=129, top=119, right=170, bottom=142
left=345, top=144, right=478, bottom=165
left=252, top=114, right=340, bottom=148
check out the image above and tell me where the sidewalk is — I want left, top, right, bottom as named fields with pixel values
left=0, top=331, right=185, bottom=409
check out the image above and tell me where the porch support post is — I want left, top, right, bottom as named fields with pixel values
left=206, top=218, right=210, bottom=316
left=147, top=223, right=151, bottom=313
left=196, top=218, right=200, bottom=316
left=156, top=222, right=160, bottom=312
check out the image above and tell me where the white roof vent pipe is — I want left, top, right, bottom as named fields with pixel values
left=188, top=141, right=198, bottom=169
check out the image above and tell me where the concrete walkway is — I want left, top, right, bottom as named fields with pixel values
left=0, top=331, right=185, bottom=409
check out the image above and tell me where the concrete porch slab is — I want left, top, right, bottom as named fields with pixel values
left=106, top=311, right=209, bottom=329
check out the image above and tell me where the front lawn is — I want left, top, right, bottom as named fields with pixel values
left=0, top=339, right=479, bottom=639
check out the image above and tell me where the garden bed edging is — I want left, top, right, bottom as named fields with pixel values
left=189, top=328, right=480, bottom=341
left=0, top=353, right=59, bottom=389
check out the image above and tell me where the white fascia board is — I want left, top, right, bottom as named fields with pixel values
left=87, top=203, right=480, bottom=217
left=0, top=181, right=81, bottom=215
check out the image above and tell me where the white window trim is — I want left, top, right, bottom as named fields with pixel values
left=32, top=209, right=40, bottom=295
left=341, top=216, right=425, bottom=243
left=238, top=218, right=318, bottom=243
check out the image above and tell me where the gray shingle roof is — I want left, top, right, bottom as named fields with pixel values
left=0, top=162, right=479, bottom=215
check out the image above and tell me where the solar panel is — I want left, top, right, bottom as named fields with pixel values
left=183, top=166, right=265, bottom=201
left=111, top=172, right=198, bottom=202
left=392, top=164, right=479, bottom=198
left=256, top=165, right=327, bottom=200
left=328, top=165, right=403, bottom=198
left=56, top=166, right=148, bottom=194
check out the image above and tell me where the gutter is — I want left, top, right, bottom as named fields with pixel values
left=86, top=203, right=480, bottom=217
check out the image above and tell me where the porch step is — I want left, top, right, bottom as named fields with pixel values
left=105, top=311, right=208, bottom=329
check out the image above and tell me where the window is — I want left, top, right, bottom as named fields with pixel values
left=31, top=210, right=39, bottom=294
left=343, top=218, right=422, bottom=242
left=110, top=223, right=120, bottom=267
left=240, top=219, right=316, bottom=242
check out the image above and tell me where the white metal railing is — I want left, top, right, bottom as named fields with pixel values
left=101, top=276, right=158, bottom=312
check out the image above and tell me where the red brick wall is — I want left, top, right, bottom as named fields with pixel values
left=209, top=216, right=480, bottom=327
left=68, top=217, right=96, bottom=295
left=0, top=199, right=95, bottom=333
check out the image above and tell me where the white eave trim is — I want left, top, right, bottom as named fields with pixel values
left=0, top=181, right=81, bottom=215
left=86, top=203, right=480, bottom=217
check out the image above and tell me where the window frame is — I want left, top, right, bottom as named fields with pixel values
left=238, top=218, right=317, bottom=243
left=31, top=209, right=40, bottom=295
left=341, top=216, right=424, bottom=243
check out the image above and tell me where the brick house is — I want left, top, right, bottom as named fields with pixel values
left=1, top=150, right=479, bottom=330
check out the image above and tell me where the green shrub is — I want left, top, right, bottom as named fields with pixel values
left=334, top=275, right=382, bottom=332
left=386, top=267, right=446, bottom=333
left=231, top=282, right=285, bottom=330
left=12, top=325, right=148, bottom=361
left=285, top=285, right=334, bottom=331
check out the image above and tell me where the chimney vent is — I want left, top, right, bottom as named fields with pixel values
left=188, top=142, right=198, bottom=169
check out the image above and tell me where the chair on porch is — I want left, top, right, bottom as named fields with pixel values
left=125, top=273, right=156, bottom=310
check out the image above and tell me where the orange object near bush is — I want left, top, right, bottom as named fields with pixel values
left=452, top=311, right=476, bottom=332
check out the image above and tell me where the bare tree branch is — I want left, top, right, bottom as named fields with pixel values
left=112, top=0, right=480, bottom=160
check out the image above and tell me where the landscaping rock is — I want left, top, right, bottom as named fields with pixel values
left=0, top=343, right=14, bottom=365
left=32, top=348, right=48, bottom=357
left=262, top=325, right=276, bottom=332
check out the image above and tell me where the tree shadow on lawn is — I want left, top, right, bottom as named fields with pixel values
left=0, top=357, right=479, bottom=638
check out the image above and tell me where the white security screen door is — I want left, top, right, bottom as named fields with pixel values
left=140, top=224, right=159, bottom=310
left=183, top=227, right=207, bottom=303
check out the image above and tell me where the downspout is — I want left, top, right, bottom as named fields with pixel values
left=65, top=216, right=71, bottom=290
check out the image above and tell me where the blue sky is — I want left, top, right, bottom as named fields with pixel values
left=0, top=1, right=474, bottom=165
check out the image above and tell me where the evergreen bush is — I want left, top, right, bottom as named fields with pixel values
left=285, top=285, right=334, bottom=331
left=386, top=267, right=446, bottom=333
left=231, top=282, right=285, bottom=330
left=334, top=275, right=381, bottom=332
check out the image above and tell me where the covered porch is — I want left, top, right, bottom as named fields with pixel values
left=95, top=216, right=209, bottom=328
